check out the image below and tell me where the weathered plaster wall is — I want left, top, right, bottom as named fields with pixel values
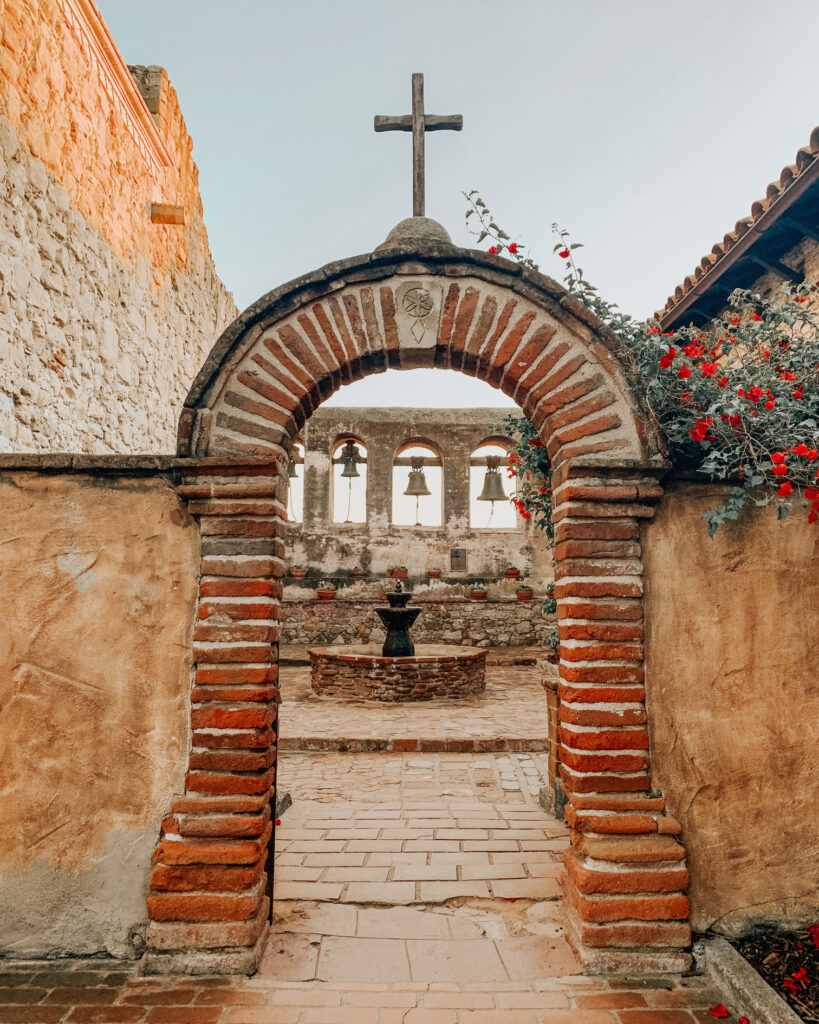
left=0, top=0, right=236, bottom=452
left=643, top=480, right=819, bottom=935
left=0, top=471, right=198, bottom=958
left=289, top=408, right=553, bottom=581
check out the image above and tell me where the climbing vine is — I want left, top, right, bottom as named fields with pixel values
left=465, top=191, right=819, bottom=534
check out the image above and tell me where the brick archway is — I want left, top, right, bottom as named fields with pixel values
left=144, top=244, right=692, bottom=975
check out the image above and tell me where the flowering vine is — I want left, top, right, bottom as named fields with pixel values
left=465, top=191, right=819, bottom=535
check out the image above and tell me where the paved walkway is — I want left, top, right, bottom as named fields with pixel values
left=279, top=650, right=552, bottom=752
left=0, top=752, right=729, bottom=1022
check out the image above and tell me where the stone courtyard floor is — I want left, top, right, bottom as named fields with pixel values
left=1, top=653, right=727, bottom=1022
left=278, top=648, right=550, bottom=752
left=0, top=749, right=727, bottom=1022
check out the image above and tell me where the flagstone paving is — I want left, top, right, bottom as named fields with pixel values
left=278, top=650, right=553, bottom=752
left=0, top=752, right=729, bottom=1021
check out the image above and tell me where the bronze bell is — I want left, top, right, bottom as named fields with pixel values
left=477, top=456, right=507, bottom=503
left=339, top=440, right=360, bottom=478
left=403, top=457, right=431, bottom=496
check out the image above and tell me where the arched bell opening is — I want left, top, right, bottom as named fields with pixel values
left=391, top=438, right=443, bottom=527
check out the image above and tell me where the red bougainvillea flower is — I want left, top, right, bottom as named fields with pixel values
left=793, top=967, right=809, bottom=986
left=730, top=316, right=740, bottom=325
left=701, top=361, right=718, bottom=377
left=772, top=465, right=789, bottom=477
left=678, top=365, right=692, bottom=380
left=765, top=399, right=775, bottom=410
left=559, top=248, right=570, bottom=258
left=810, top=509, right=819, bottom=523
left=811, top=924, right=819, bottom=947
left=748, top=386, right=764, bottom=404
left=680, top=392, right=690, bottom=403
left=770, top=451, right=786, bottom=464
left=690, top=417, right=713, bottom=442
left=738, top=1018, right=750, bottom=1024
left=647, top=325, right=660, bottom=334
left=710, top=1006, right=730, bottom=1019
left=779, top=371, right=797, bottom=381
left=784, top=978, right=799, bottom=995
left=791, top=443, right=810, bottom=456
left=507, top=242, right=518, bottom=255
left=528, top=438, right=543, bottom=447
left=718, top=376, right=728, bottom=388
left=753, top=312, right=763, bottom=321
left=794, top=387, right=804, bottom=399
left=729, top=414, right=741, bottom=426
left=805, top=487, right=819, bottom=501
left=487, top=245, right=497, bottom=254
left=684, top=342, right=705, bottom=358
left=275, top=819, right=282, bottom=826
left=809, top=449, right=819, bottom=461
left=778, top=481, right=793, bottom=497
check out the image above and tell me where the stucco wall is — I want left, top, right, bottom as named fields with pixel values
left=0, top=0, right=237, bottom=452
left=643, top=480, right=819, bottom=935
left=0, top=471, right=198, bottom=958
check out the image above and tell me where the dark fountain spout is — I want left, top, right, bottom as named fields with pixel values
left=376, top=581, right=421, bottom=657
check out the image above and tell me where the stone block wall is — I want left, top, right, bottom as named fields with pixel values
left=0, top=0, right=237, bottom=452
left=282, top=593, right=555, bottom=648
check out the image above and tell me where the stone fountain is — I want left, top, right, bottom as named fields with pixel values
left=376, top=581, right=420, bottom=656
left=308, top=581, right=487, bottom=702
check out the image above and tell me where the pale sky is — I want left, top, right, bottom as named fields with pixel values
left=100, top=0, right=819, bottom=409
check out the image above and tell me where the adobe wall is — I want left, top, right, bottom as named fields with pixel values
left=0, top=467, right=197, bottom=958
left=0, top=0, right=237, bottom=452
left=642, top=480, right=819, bottom=935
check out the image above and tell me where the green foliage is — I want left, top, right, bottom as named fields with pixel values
left=465, top=191, right=819, bottom=533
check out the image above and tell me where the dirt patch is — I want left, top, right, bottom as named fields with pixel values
left=732, top=925, right=819, bottom=1022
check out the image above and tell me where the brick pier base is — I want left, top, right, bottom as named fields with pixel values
left=552, top=464, right=691, bottom=974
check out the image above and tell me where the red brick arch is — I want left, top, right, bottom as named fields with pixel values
left=144, top=248, right=692, bottom=975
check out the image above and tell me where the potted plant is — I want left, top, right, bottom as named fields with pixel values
left=516, top=584, right=534, bottom=602
left=290, top=565, right=308, bottom=579
left=316, top=580, right=337, bottom=602
left=505, top=566, right=521, bottom=579
left=426, top=567, right=442, bottom=579
left=351, top=566, right=365, bottom=581
left=387, top=565, right=408, bottom=579
left=470, top=585, right=488, bottom=601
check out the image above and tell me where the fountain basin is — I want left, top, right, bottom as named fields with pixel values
left=309, top=644, right=487, bottom=702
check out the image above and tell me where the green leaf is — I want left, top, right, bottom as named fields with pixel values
left=477, top=231, right=487, bottom=243
left=465, top=209, right=473, bottom=219
left=777, top=505, right=791, bottom=520
left=570, top=243, right=584, bottom=250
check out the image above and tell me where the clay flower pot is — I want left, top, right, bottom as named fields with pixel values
left=316, top=589, right=336, bottom=602
left=426, top=569, right=442, bottom=579
left=290, top=567, right=308, bottom=579
left=505, top=567, right=521, bottom=579
left=351, top=569, right=365, bottom=581
left=516, top=588, right=533, bottom=601
left=470, top=588, right=488, bottom=601
left=387, top=567, right=408, bottom=579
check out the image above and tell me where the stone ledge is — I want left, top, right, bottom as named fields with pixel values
left=704, top=936, right=802, bottom=1024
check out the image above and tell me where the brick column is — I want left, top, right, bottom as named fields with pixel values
left=143, top=458, right=285, bottom=975
left=552, top=463, right=692, bottom=974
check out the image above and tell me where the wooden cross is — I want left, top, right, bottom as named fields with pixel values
left=374, top=73, right=463, bottom=218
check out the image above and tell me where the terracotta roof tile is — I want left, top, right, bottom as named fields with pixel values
left=659, top=127, right=819, bottom=322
